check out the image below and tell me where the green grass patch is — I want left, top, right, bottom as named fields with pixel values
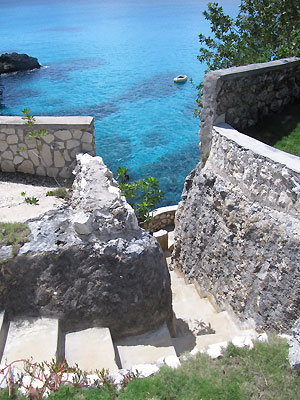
left=0, top=389, right=25, bottom=400
left=273, top=122, right=300, bottom=157
left=0, top=336, right=299, bottom=399
left=119, top=336, right=299, bottom=400
left=0, top=222, right=30, bottom=257
left=46, top=187, right=71, bottom=199
left=243, top=100, right=300, bottom=157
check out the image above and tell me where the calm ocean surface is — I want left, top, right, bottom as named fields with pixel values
left=0, top=0, right=238, bottom=205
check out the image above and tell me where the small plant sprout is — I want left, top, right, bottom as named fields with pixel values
left=17, top=108, right=48, bottom=155
left=21, top=192, right=39, bottom=205
left=25, top=196, right=39, bottom=205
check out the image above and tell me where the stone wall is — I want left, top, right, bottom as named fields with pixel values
left=0, top=116, right=95, bottom=178
left=200, top=57, right=300, bottom=157
left=146, top=205, right=178, bottom=232
left=172, top=124, right=300, bottom=332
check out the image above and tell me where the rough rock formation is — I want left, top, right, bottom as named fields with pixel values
left=0, top=53, right=41, bottom=74
left=289, top=318, right=300, bottom=373
left=0, top=154, right=172, bottom=338
left=172, top=125, right=300, bottom=332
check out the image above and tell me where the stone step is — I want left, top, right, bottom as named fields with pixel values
left=65, top=327, right=118, bottom=374
left=115, top=323, right=177, bottom=369
left=195, top=328, right=259, bottom=351
left=168, top=230, right=175, bottom=252
left=0, top=311, right=9, bottom=362
left=172, top=326, right=258, bottom=356
left=170, top=271, right=218, bottom=321
left=207, top=311, right=241, bottom=335
left=1, top=317, right=59, bottom=369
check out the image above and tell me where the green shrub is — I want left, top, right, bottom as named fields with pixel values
left=46, top=187, right=71, bottom=199
left=116, top=167, right=163, bottom=224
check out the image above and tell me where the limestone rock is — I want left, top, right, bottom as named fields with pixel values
left=0, top=53, right=41, bottom=74
left=206, top=342, right=228, bottom=359
left=66, top=139, right=80, bottom=150
left=0, top=246, right=12, bottom=261
left=164, top=355, right=181, bottom=369
left=131, top=364, right=159, bottom=378
left=232, top=336, right=254, bottom=350
left=7, top=135, right=18, bottom=145
left=81, top=132, right=93, bottom=143
left=41, top=144, right=53, bottom=167
left=288, top=318, right=300, bottom=372
left=72, top=212, right=93, bottom=235
left=17, top=160, right=34, bottom=174
left=0, top=141, right=8, bottom=152
left=1, top=160, right=15, bottom=172
left=0, top=154, right=172, bottom=339
left=54, top=130, right=72, bottom=141
left=53, top=150, right=65, bottom=168
left=2, top=151, right=13, bottom=160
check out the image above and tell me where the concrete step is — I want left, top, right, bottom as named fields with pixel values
left=195, top=328, right=259, bottom=351
left=0, top=311, right=9, bottom=363
left=1, top=317, right=59, bottom=368
left=169, top=268, right=259, bottom=357
left=168, top=230, right=175, bottom=252
left=65, top=327, right=118, bottom=374
left=172, top=323, right=258, bottom=355
left=207, top=311, right=241, bottom=335
left=170, top=271, right=218, bottom=322
left=115, top=323, right=177, bottom=369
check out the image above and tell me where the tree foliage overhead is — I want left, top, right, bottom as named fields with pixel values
left=198, top=0, right=300, bottom=72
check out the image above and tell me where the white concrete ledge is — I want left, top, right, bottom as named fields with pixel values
left=151, top=205, right=178, bottom=218
left=0, top=116, right=94, bottom=126
left=209, top=57, right=300, bottom=81
left=214, top=123, right=300, bottom=174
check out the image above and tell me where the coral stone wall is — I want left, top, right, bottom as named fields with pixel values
left=146, top=205, right=178, bottom=232
left=200, top=57, right=300, bottom=157
left=0, top=116, right=95, bottom=178
left=173, top=124, right=300, bottom=332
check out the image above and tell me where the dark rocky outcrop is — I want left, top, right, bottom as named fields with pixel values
left=0, top=154, right=173, bottom=339
left=0, top=52, right=41, bottom=74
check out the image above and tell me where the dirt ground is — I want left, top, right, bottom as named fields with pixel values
left=0, top=174, right=68, bottom=222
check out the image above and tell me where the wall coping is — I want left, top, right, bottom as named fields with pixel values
left=0, top=116, right=94, bottom=127
left=151, top=205, right=178, bottom=218
left=206, top=57, right=300, bottom=82
left=214, top=123, right=300, bottom=174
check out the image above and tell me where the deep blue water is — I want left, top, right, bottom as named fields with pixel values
left=0, top=0, right=238, bottom=205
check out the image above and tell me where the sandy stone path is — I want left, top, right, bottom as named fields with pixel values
left=0, top=181, right=66, bottom=223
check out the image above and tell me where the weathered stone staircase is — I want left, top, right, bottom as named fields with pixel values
left=0, top=264, right=258, bottom=373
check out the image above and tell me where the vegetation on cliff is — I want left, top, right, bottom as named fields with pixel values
left=195, top=0, right=300, bottom=112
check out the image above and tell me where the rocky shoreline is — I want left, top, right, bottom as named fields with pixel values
left=0, top=53, right=41, bottom=74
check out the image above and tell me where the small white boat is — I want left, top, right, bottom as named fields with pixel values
left=174, top=75, right=188, bottom=83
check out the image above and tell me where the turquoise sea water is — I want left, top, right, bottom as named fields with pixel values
left=0, top=0, right=238, bottom=205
